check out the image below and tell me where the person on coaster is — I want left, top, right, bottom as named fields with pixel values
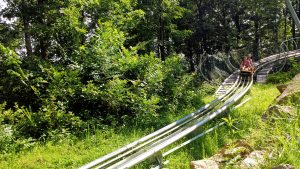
left=247, top=54, right=254, bottom=72
left=240, top=56, right=252, bottom=72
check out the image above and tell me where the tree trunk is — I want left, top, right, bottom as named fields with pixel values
left=23, top=17, right=33, bottom=57
left=292, top=20, right=296, bottom=38
left=187, top=41, right=195, bottom=72
left=274, top=12, right=280, bottom=51
left=222, top=10, right=230, bottom=53
left=233, top=13, right=241, bottom=46
left=252, top=17, right=259, bottom=61
left=284, top=7, right=287, bottom=40
left=37, top=0, right=48, bottom=59
left=158, top=10, right=166, bottom=61
left=40, top=40, right=48, bottom=59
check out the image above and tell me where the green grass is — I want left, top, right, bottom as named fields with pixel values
left=0, top=84, right=285, bottom=169
left=232, top=84, right=280, bottom=133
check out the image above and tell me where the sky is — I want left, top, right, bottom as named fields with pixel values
left=0, top=0, right=6, bottom=22
left=0, top=0, right=16, bottom=24
left=0, top=0, right=6, bottom=11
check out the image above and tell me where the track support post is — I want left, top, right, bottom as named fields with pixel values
left=150, top=152, right=166, bottom=169
left=285, top=0, right=300, bottom=30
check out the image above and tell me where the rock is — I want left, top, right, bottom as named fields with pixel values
left=240, top=158, right=259, bottom=169
left=277, top=84, right=288, bottom=93
left=248, top=150, right=265, bottom=162
left=221, top=140, right=252, bottom=158
left=272, top=164, right=295, bottom=169
left=209, top=153, right=225, bottom=163
left=207, top=140, right=252, bottom=165
left=240, top=150, right=265, bottom=169
left=276, top=74, right=300, bottom=104
left=224, top=146, right=250, bottom=159
left=277, top=92, right=300, bottom=105
left=263, top=105, right=297, bottom=120
left=190, top=160, right=219, bottom=169
left=280, top=106, right=296, bottom=114
left=192, top=140, right=254, bottom=168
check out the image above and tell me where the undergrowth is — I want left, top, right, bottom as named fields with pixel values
left=267, top=58, right=300, bottom=84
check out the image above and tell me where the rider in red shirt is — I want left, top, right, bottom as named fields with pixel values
left=240, top=57, right=251, bottom=71
left=247, top=54, right=254, bottom=72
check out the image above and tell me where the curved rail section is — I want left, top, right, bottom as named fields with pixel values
left=80, top=50, right=300, bottom=169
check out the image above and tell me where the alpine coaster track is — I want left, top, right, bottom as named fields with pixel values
left=80, top=49, right=300, bottom=169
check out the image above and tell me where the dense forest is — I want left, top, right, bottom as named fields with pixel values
left=0, top=0, right=299, bottom=161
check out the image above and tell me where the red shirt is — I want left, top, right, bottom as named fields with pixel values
left=241, top=60, right=251, bottom=68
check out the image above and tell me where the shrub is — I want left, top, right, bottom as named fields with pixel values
left=267, top=58, right=300, bottom=84
left=0, top=21, right=208, bottom=142
left=267, top=72, right=291, bottom=84
left=0, top=124, right=15, bottom=153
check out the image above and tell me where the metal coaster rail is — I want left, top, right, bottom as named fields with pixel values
left=80, top=49, right=300, bottom=169
left=102, top=76, right=251, bottom=169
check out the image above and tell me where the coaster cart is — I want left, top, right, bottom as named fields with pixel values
left=240, top=68, right=254, bottom=80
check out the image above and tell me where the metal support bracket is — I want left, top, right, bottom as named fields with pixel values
left=150, top=152, right=167, bottom=169
left=285, top=0, right=300, bottom=30
left=150, top=152, right=163, bottom=169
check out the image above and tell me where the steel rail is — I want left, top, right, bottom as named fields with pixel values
left=106, top=77, right=250, bottom=168
left=224, top=77, right=250, bottom=105
left=110, top=77, right=253, bottom=169
left=89, top=74, right=248, bottom=169
left=163, top=98, right=250, bottom=159
left=220, top=75, right=243, bottom=102
left=94, top=104, right=218, bottom=169
left=157, top=78, right=250, bottom=162
left=79, top=75, right=241, bottom=169
left=92, top=76, right=243, bottom=169
left=85, top=77, right=244, bottom=168
left=215, top=72, right=239, bottom=96
left=162, top=122, right=225, bottom=157
left=147, top=78, right=244, bottom=154
left=227, top=54, right=239, bottom=71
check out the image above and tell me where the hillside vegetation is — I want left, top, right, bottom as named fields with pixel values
left=0, top=0, right=300, bottom=168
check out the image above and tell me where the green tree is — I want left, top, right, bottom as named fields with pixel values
left=132, top=0, right=188, bottom=61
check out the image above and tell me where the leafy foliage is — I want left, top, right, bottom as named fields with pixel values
left=0, top=0, right=298, bottom=160
left=267, top=58, right=300, bottom=84
left=0, top=15, right=204, bottom=150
